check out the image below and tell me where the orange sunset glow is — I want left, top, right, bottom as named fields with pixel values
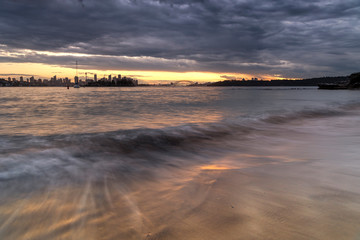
left=0, top=62, right=261, bottom=83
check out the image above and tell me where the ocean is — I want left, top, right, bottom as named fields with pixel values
left=0, top=86, right=360, bottom=239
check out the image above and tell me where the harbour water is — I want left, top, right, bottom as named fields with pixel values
left=0, top=87, right=360, bottom=239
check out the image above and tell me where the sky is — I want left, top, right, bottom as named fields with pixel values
left=0, top=0, right=359, bottom=82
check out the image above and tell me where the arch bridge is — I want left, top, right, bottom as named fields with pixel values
left=173, top=80, right=195, bottom=86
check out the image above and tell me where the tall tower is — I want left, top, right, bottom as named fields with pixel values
left=74, top=60, right=80, bottom=88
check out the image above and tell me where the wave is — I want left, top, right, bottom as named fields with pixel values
left=51, top=101, right=360, bottom=152
left=0, top=97, right=22, bottom=102
left=0, top=101, right=359, bottom=185
left=263, top=108, right=344, bottom=124
left=1, top=101, right=359, bottom=154
left=262, top=101, right=360, bottom=124
left=0, top=124, right=249, bottom=185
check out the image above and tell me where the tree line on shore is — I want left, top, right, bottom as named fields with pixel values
left=207, top=76, right=350, bottom=87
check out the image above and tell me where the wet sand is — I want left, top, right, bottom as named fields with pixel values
left=2, top=159, right=360, bottom=240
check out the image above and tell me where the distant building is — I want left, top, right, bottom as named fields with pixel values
left=94, top=74, right=97, bottom=82
left=74, top=76, right=79, bottom=85
left=86, top=78, right=93, bottom=84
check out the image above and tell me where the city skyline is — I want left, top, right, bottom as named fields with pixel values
left=0, top=0, right=359, bottom=82
left=1, top=72, right=139, bottom=87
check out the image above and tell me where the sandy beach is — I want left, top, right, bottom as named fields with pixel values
left=1, top=106, right=360, bottom=240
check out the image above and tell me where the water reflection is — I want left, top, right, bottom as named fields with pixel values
left=0, top=87, right=223, bottom=136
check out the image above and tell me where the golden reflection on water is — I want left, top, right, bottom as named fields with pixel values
left=0, top=87, right=225, bottom=136
left=199, top=153, right=305, bottom=171
left=200, top=165, right=234, bottom=170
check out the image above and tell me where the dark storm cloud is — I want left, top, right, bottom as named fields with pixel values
left=0, top=0, right=359, bottom=78
left=77, top=0, right=85, bottom=8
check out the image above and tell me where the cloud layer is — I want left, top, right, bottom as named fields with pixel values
left=1, top=0, right=360, bottom=78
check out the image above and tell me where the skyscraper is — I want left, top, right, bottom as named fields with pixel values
left=74, top=60, right=80, bottom=88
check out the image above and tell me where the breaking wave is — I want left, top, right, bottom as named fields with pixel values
left=0, top=101, right=359, bottom=188
left=262, top=101, right=360, bottom=124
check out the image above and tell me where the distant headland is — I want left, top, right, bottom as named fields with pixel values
left=207, top=72, right=360, bottom=88
left=317, top=72, right=360, bottom=89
